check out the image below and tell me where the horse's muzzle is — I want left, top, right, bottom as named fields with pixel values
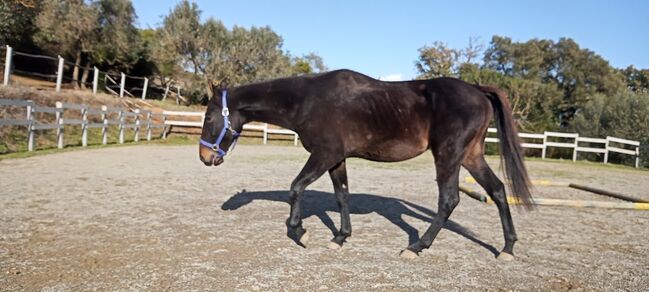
left=199, top=146, right=224, bottom=166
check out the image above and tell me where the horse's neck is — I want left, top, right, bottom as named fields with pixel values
left=236, top=82, right=299, bottom=130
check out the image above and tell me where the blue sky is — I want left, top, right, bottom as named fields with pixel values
left=133, top=0, right=649, bottom=81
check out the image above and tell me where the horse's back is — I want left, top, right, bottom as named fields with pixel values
left=296, top=71, right=492, bottom=161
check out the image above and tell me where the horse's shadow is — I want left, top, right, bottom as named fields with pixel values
left=221, top=190, right=499, bottom=256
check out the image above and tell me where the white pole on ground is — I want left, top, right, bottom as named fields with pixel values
left=119, top=72, right=125, bottom=98
left=3, top=45, right=12, bottom=86
left=92, top=67, right=99, bottom=95
left=142, top=77, right=148, bottom=99
left=55, top=56, right=64, bottom=92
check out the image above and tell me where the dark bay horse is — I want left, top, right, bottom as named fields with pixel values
left=199, top=69, right=532, bottom=260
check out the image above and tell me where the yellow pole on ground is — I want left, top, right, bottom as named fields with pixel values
left=459, top=185, right=649, bottom=210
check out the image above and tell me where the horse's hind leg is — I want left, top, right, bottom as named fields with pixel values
left=401, top=154, right=462, bottom=258
left=286, top=152, right=341, bottom=247
left=327, top=160, right=351, bottom=249
left=463, top=151, right=517, bottom=260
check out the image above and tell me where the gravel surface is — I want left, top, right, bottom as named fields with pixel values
left=1, top=145, right=648, bottom=291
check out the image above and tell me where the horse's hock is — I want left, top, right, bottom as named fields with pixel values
left=1, top=144, right=648, bottom=290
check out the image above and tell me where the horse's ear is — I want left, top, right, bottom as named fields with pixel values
left=210, top=79, right=228, bottom=96
left=219, top=80, right=228, bottom=92
left=209, top=80, right=219, bottom=97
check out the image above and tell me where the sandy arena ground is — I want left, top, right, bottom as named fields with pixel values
left=1, top=144, right=648, bottom=291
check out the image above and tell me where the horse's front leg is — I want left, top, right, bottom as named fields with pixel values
left=327, top=160, right=351, bottom=249
left=286, top=152, right=340, bottom=247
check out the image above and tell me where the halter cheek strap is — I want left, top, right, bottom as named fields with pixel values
left=199, top=90, right=240, bottom=158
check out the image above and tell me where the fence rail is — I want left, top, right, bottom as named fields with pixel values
left=161, top=110, right=300, bottom=146
left=0, top=101, right=642, bottom=166
left=0, top=99, right=167, bottom=151
left=486, top=128, right=641, bottom=168
left=2, top=45, right=181, bottom=101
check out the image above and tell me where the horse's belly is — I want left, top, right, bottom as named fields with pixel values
left=350, top=137, right=429, bottom=162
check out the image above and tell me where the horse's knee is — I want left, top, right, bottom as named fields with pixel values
left=440, top=193, right=460, bottom=212
left=335, top=192, right=349, bottom=206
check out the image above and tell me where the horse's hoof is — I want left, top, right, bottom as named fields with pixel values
left=399, top=249, right=418, bottom=259
left=497, top=252, right=515, bottom=261
left=299, top=230, right=309, bottom=246
left=327, top=241, right=342, bottom=250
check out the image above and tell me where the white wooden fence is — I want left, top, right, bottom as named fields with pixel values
left=0, top=99, right=166, bottom=151
left=0, top=99, right=641, bottom=167
left=162, top=110, right=300, bottom=146
left=2, top=45, right=182, bottom=101
left=486, top=128, right=641, bottom=168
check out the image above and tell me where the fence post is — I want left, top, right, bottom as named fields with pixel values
left=541, top=132, right=548, bottom=159
left=134, top=109, right=140, bottom=142
left=3, top=45, right=12, bottom=86
left=55, top=56, right=64, bottom=92
left=81, top=106, right=88, bottom=147
left=118, top=109, right=124, bottom=144
left=635, top=146, right=640, bottom=169
left=142, top=77, right=148, bottom=99
left=55, top=102, right=63, bottom=148
left=163, top=83, right=170, bottom=101
left=93, top=67, right=99, bottom=95
left=27, top=100, right=34, bottom=151
left=572, top=134, right=579, bottom=162
left=604, top=137, right=610, bottom=164
left=101, top=105, right=108, bottom=145
left=119, top=73, right=125, bottom=98
left=162, top=114, right=167, bottom=139
left=146, top=111, right=152, bottom=141
left=176, top=86, right=181, bottom=104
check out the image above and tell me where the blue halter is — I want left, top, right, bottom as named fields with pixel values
left=199, top=90, right=240, bottom=158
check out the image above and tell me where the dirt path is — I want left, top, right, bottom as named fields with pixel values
left=1, top=145, right=648, bottom=291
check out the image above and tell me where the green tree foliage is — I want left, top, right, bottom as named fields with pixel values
left=34, top=0, right=98, bottom=88
left=483, top=36, right=626, bottom=126
left=621, top=66, right=649, bottom=93
left=91, top=0, right=141, bottom=70
left=151, top=0, right=326, bottom=102
left=415, top=41, right=458, bottom=78
left=291, top=52, right=328, bottom=75
left=0, top=0, right=41, bottom=49
left=572, top=91, right=649, bottom=167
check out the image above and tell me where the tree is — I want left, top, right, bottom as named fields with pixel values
left=572, top=91, right=649, bottom=167
left=152, top=0, right=217, bottom=99
left=621, top=65, right=649, bottom=93
left=483, top=36, right=626, bottom=127
left=91, top=0, right=141, bottom=69
left=415, top=41, right=457, bottom=78
left=0, top=0, right=41, bottom=50
left=290, top=52, right=328, bottom=75
left=217, top=25, right=291, bottom=85
left=34, top=0, right=98, bottom=88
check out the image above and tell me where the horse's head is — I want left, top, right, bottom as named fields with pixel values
left=199, top=82, right=242, bottom=166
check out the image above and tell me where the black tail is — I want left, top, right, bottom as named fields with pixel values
left=478, top=85, right=534, bottom=208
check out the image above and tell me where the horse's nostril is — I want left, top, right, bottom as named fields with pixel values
left=200, top=153, right=214, bottom=166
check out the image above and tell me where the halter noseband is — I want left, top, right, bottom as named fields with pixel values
left=199, top=90, right=240, bottom=158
